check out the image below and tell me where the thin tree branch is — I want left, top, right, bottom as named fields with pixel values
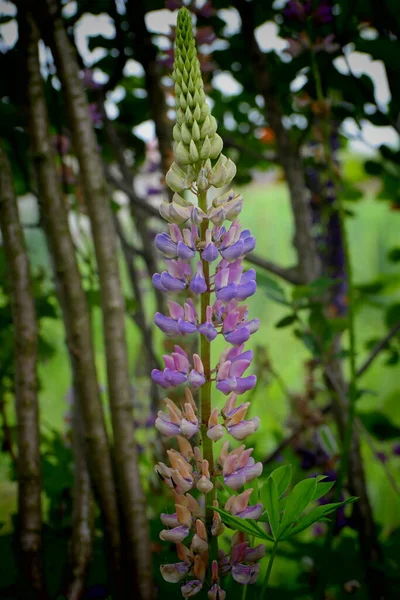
left=66, top=399, right=94, bottom=600
left=356, top=321, right=400, bottom=379
left=0, top=141, right=46, bottom=600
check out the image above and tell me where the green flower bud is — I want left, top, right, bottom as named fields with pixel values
left=192, top=121, right=200, bottom=141
left=181, top=122, right=192, bottom=145
left=189, top=139, right=199, bottom=162
left=193, top=104, right=201, bottom=122
left=209, top=134, right=223, bottom=159
left=172, top=6, right=237, bottom=177
left=172, top=124, right=182, bottom=142
left=179, top=93, right=187, bottom=110
left=213, top=189, right=235, bottom=207
left=187, top=91, right=194, bottom=107
left=185, top=106, right=193, bottom=126
left=197, top=166, right=209, bottom=191
left=165, top=162, right=191, bottom=192
left=176, top=141, right=192, bottom=165
left=209, top=116, right=218, bottom=136
left=200, top=136, right=211, bottom=160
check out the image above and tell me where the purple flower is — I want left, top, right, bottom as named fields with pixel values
left=232, top=563, right=260, bottom=585
left=181, top=580, right=203, bottom=598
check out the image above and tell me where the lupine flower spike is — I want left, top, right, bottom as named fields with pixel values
left=153, top=7, right=263, bottom=597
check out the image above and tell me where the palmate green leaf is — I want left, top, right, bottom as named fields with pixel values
left=278, top=478, right=317, bottom=538
left=260, top=478, right=280, bottom=540
left=311, top=481, right=335, bottom=503
left=210, top=507, right=273, bottom=541
left=279, top=497, right=358, bottom=540
left=270, top=464, right=292, bottom=497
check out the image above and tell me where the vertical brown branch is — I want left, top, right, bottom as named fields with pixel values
left=66, top=397, right=94, bottom=600
left=20, top=7, right=124, bottom=595
left=37, top=2, right=154, bottom=597
left=0, top=142, right=46, bottom=599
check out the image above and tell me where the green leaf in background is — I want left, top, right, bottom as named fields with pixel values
left=387, top=247, right=400, bottom=263
left=260, top=477, right=280, bottom=540
left=270, top=464, right=292, bottom=497
left=279, top=497, right=358, bottom=540
left=278, top=478, right=317, bottom=538
left=385, top=303, right=400, bottom=329
left=310, top=481, right=336, bottom=503
left=275, top=314, right=297, bottom=328
left=257, top=272, right=290, bottom=306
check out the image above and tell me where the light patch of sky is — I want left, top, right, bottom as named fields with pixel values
left=0, top=1, right=17, bottom=51
left=255, top=21, right=287, bottom=54
left=133, top=119, right=155, bottom=141
left=124, top=59, right=145, bottom=77
left=290, top=72, right=308, bottom=93
left=341, top=118, right=399, bottom=152
left=334, top=51, right=391, bottom=109
left=74, top=13, right=115, bottom=66
left=145, top=9, right=177, bottom=35
left=62, top=1, right=78, bottom=19
left=218, top=8, right=241, bottom=36
left=213, top=72, right=243, bottom=97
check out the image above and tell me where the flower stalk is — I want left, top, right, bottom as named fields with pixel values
left=152, top=7, right=263, bottom=597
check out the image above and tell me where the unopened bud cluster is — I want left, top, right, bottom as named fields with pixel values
left=152, top=8, right=263, bottom=598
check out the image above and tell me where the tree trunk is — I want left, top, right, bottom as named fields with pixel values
left=37, top=2, right=154, bottom=598
left=0, top=142, right=46, bottom=599
left=21, top=8, right=123, bottom=596
left=66, top=397, right=94, bottom=600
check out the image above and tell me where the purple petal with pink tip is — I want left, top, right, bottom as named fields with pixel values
left=163, top=369, right=187, bottom=386
left=237, top=280, right=257, bottom=300
left=235, top=504, right=263, bottom=519
left=151, top=369, right=170, bottom=388
left=232, top=563, right=260, bottom=585
left=225, top=327, right=250, bottom=345
left=190, top=274, right=207, bottom=294
left=161, top=272, right=187, bottom=291
left=220, top=240, right=245, bottom=260
left=177, top=241, right=195, bottom=261
left=202, top=242, right=218, bottom=262
left=216, top=283, right=238, bottom=302
left=235, top=375, right=257, bottom=394
left=152, top=273, right=168, bottom=292
left=198, top=322, right=218, bottom=341
left=181, top=580, right=203, bottom=598
left=188, top=370, right=205, bottom=388
left=155, top=233, right=177, bottom=257
left=154, top=313, right=179, bottom=336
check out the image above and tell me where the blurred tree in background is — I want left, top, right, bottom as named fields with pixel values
left=0, top=0, right=399, bottom=599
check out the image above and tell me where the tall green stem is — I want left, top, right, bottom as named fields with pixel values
left=198, top=189, right=218, bottom=563
left=260, top=542, right=278, bottom=598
